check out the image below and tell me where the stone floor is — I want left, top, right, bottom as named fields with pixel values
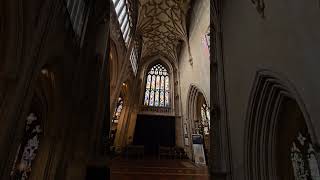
left=110, top=157, right=209, bottom=180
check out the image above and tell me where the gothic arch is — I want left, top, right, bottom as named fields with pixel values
left=9, top=69, right=52, bottom=179
left=186, top=84, right=210, bottom=161
left=244, top=69, right=319, bottom=179
left=186, top=84, right=209, bottom=132
left=7, top=60, right=63, bottom=179
left=139, top=55, right=176, bottom=111
left=140, top=55, right=175, bottom=78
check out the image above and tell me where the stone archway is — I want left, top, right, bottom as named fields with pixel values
left=186, top=85, right=210, bottom=164
left=8, top=64, right=60, bottom=180
left=245, top=70, right=320, bottom=179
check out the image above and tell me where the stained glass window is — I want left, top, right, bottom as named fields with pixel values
left=201, top=103, right=210, bottom=135
left=11, top=113, right=43, bottom=180
left=112, top=97, right=124, bottom=124
left=290, top=131, right=320, bottom=180
left=144, top=64, right=170, bottom=107
left=110, top=96, right=124, bottom=147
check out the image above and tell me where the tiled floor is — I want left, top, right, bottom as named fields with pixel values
left=110, top=157, right=209, bottom=180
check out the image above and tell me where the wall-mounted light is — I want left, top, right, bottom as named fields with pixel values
left=41, top=69, right=49, bottom=76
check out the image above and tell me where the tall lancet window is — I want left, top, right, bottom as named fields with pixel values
left=144, top=64, right=170, bottom=107
left=10, top=113, right=43, bottom=180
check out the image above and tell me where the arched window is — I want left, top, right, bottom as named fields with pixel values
left=11, top=113, right=43, bottom=179
left=144, top=64, right=170, bottom=107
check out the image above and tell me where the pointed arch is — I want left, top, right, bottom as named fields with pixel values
left=245, top=69, right=319, bottom=179
left=186, top=84, right=210, bottom=163
left=139, top=55, right=176, bottom=112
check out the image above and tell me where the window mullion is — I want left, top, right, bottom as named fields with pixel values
left=124, top=28, right=130, bottom=42
left=118, top=7, right=127, bottom=23
left=121, top=16, right=129, bottom=32
left=117, top=1, right=126, bottom=16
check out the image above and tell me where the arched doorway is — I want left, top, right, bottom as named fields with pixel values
left=245, top=70, right=320, bottom=179
left=186, top=85, right=210, bottom=165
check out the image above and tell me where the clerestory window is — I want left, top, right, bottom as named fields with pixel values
left=112, top=0, right=132, bottom=44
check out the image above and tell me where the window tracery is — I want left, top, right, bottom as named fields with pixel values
left=10, top=113, right=43, bottom=180
left=144, top=64, right=170, bottom=107
left=290, top=131, right=320, bottom=180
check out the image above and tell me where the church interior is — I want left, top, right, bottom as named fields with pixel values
left=0, top=0, right=320, bottom=179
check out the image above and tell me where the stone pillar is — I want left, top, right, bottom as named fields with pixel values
left=175, top=116, right=184, bottom=148
left=126, top=106, right=139, bottom=145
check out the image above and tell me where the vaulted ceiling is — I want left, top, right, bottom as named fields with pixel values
left=136, top=0, right=190, bottom=62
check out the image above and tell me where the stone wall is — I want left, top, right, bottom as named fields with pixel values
left=178, top=0, right=210, bottom=155
left=222, top=0, right=320, bottom=178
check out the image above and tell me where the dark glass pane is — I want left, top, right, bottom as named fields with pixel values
left=149, top=91, right=154, bottom=106
left=146, top=75, right=151, bottom=89
left=160, top=91, right=164, bottom=107
left=160, top=76, right=165, bottom=90
left=165, top=91, right=169, bottom=106
left=144, top=90, right=150, bottom=105
left=155, top=91, right=159, bottom=106
left=151, top=75, right=156, bottom=90
left=156, top=76, right=160, bottom=90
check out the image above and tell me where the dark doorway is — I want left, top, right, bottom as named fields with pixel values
left=133, top=115, right=175, bottom=155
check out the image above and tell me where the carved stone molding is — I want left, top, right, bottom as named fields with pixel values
left=251, top=0, right=265, bottom=18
